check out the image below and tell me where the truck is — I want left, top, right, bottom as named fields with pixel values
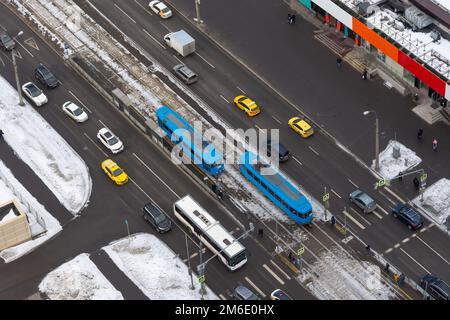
left=163, top=30, right=195, bottom=57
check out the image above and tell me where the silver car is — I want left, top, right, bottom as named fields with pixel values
left=349, top=190, right=377, bottom=213
left=0, top=32, right=15, bottom=51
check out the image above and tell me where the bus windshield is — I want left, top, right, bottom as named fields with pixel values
left=229, top=250, right=247, bottom=267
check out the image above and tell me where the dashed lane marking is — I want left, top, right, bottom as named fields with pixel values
left=385, top=248, right=393, bottom=254
left=343, top=210, right=365, bottom=230
left=308, top=146, right=319, bottom=156
left=331, top=189, right=342, bottom=199
left=255, top=124, right=262, bottom=130
left=172, top=54, right=184, bottom=65
left=400, top=248, right=432, bottom=274
left=219, top=95, right=230, bottom=104
left=347, top=178, right=359, bottom=189
left=83, top=132, right=108, bottom=157
left=272, top=115, right=282, bottom=124
left=292, top=156, right=303, bottom=166
left=262, top=264, right=285, bottom=285
left=402, top=238, right=410, bottom=243
left=394, top=243, right=400, bottom=249
left=195, top=52, right=215, bottom=69
left=245, top=277, right=266, bottom=298
left=219, top=294, right=227, bottom=300
left=236, top=86, right=246, bottom=94
left=416, top=236, right=450, bottom=265
left=16, top=41, right=33, bottom=58
left=142, top=28, right=166, bottom=49
left=98, top=119, right=110, bottom=129
left=270, top=260, right=291, bottom=280
left=68, top=90, right=93, bottom=114
left=133, top=0, right=149, bottom=13
left=384, top=186, right=406, bottom=203
left=114, top=4, right=137, bottom=23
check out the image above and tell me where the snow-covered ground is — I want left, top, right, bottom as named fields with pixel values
left=0, top=160, right=62, bottom=263
left=39, top=253, right=123, bottom=300
left=305, top=245, right=398, bottom=300
left=104, top=233, right=218, bottom=300
left=412, top=178, right=450, bottom=233
left=373, top=140, right=422, bottom=180
left=0, top=76, right=91, bottom=214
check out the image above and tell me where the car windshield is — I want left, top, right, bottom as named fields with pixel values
left=0, top=34, right=12, bottom=43
left=72, top=107, right=83, bottom=116
left=162, top=7, right=170, bottom=13
left=112, top=168, right=123, bottom=177
left=107, top=136, right=119, bottom=145
left=27, top=84, right=42, bottom=97
left=154, top=212, right=167, bottom=224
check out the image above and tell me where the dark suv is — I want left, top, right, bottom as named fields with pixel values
left=35, top=64, right=59, bottom=88
left=142, top=201, right=172, bottom=233
left=267, top=139, right=290, bottom=162
left=420, top=274, right=450, bottom=300
left=392, top=203, right=423, bottom=230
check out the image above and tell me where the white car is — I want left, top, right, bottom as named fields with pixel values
left=97, top=128, right=124, bottom=154
left=21, top=82, right=48, bottom=107
left=149, top=1, right=172, bottom=19
left=62, top=101, right=88, bottom=123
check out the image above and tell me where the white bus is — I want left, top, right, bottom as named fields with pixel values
left=174, top=195, right=247, bottom=271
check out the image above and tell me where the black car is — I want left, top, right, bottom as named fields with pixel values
left=392, top=203, right=423, bottom=230
left=34, top=64, right=59, bottom=88
left=142, top=201, right=172, bottom=233
left=267, top=139, right=290, bottom=162
left=0, top=32, right=15, bottom=51
left=420, top=274, right=450, bottom=300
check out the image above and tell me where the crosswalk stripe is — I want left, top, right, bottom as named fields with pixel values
left=343, top=211, right=366, bottom=230
left=384, top=187, right=405, bottom=203
left=245, top=277, right=266, bottom=298
left=263, top=264, right=285, bottom=285
left=349, top=207, right=372, bottom=225
left=378, top=190, right=397, bottom=206
left=373, top=210, right=383, bottom=219
left=270, top=260, right=291, bottom=280
left=377, top=206, right=390, bottom=216
left=219, top=294, right=227, bottom=300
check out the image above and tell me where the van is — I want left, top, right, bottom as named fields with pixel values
left=267, top=139, right=290, bottom=162
left=173, top=64, right=198, bottom=85
left=420, top=274, right=450, bottom=300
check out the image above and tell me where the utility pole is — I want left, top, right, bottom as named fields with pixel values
left=194, top=0, right=203, bottom=24
left=12, top=31, right=24, bottom=106
left=323, top=187, right=330, bottom=221
left=185, top=234, right=194, bottom=290
left=363, top=110, right=380, bottom=171
left=198, top=241, right=205, bottom=299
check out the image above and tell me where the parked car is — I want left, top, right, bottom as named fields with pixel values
left=349, top=189, right=377, bottom=213
left=101, top=159, right=128, bottom=186
left=0, top=32, right=15, bottom=51
left=267, top=139, right=290, bottom=162
left=232, top=285, right=260, bottom=300
left=173, top=64, right=198, bottom=85
left=392, top=203, right=423, bottom=230
left=420, top=274, right=450, bottom=300
left=270, top=289, right=292, bottom=300
left=288, top=117, right=314, bottom=138
left=142, top=201, right=172, bottom=233
left=149, top=0, right=172, bottom=19
left=62, top=101, right=88, bottom=123
left=233, top=95, right=261, bottom=117
left=97, top=128, right=124, bottom=154
left=21, top=82, right=48, bottom=107
left=34, top=63, right=59, bottom=88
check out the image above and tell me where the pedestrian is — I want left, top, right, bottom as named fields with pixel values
left=258, top=228, right=264, bottom=238
left=288, top=252, right=293, bottom=263
left=0, top=129, right=3, bottom=140
left=362, top=69, right=368, bottom=80
left=336, top=57, right=342, bottom=69
left=365, top=244, right=371, bottom=252
left=330, top=215, right=336, bottom=227
left=413, top=177, right=420, bottom=191
left=287, top=13, right=292, bottom=24
left=432, top=138, right=438, bottom=151
left=384, top=263, right=390, bottom=274
left=291, top=14, right=296, bottom=24
left=417, top=128, right=423, bottom=141
left=398, top=171, right=403, bottom=182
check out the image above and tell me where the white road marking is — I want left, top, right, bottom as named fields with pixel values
left=384, top=187, right=405, bottom=203
left=129, top=177, right=152, bottom=199
left=0, top=56, right=4, bottom=67
left=347, top=178, right=359, bottom=189
left=402, top=238, right=410, bottom=243
left=133, top=0, right=149, bottom=12
left=292, top=156, right=303, bottom=166
left=16, top=41, right=34, bottom=58
left=0, top=24, right=6, bottom=31
left=262, top=264, right=285, bottom=285
left=373, top=210, right=383, bottom=219
left=83, top=132, right=108, bottom=157
left=270, top=260, right=291, bottom=280
left=68, top=90, right=93, bottom=114
left=385, top=248, right=393, bottom=254
left=142, top=28, right=166, bottom=49
left=236, top=86, right=246, bottom=94
left=255, top=124, right=262, bottom=130
left=272, top=115, right=282, bottom=124
left=244, top=277, right=266, bottom=298
left=98, top=119, right=109, bottom=129
left=331, top=189, right=342, bottom=199
left=349, top=207, right=372, bottom=225
left=400, top=248, right=432, bottom=274
left=377, top=206, right=389, bottom=216
left=220, top=95, right=230, bottom=104
left=411, top=233, right=417, bottom=238
left=343, top=210, right=365, bottom=230
left=219, top=294, right=227, bottom=300
left=114, top=4, right=136, bottom=23
left=308, top=146, right=319, bottom=156
left=394, top=243, right=400, bottom=249
left=133, top=153, right=180, bottom=198
left=378, top=190, right=396, bottom=206
left=172, top=54, right=184, bottom=65
left=24, top=37, right=39, bottom=51
left=416, top=236, right=450, bottom=265
left=195, top=52, right=215, bottom=69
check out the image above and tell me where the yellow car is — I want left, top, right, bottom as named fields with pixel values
left=288, top=117, right=314, bottom=138
left=233, top=95, right=261, bottom=117
left=101, top=159, right=129, bottom=186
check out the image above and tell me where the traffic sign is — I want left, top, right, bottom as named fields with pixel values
left=297, top=246, right=305, bottom=256
left=323, top=193, right=330, bottom=202
left=198, top=275, right=205, bottom=283
left=377, top=178, right=386, bottom=187
left=420, top=173, right=427, bottom=182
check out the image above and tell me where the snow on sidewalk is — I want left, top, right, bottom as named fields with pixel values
left=412, top=178, right=450, bottom=233
left=103, top=233, right=218, bottom=300
left=0, top=76, right=92, bottom=214
left=39, top=253, right=123, bottom=300
left=0, top=160, right=62, bottom=263
left=372, top=140, right=422, bottom=180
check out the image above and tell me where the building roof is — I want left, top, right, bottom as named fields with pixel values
left=410, top=0, right=450, bottom=29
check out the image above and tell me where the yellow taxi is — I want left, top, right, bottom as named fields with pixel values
left=101, top=159, right=129, bottom=186
left=233, top=95, right=261, bottom=117
left=288, top=117, right=314, bottom=138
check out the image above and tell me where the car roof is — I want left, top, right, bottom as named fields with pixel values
left=143, top=202, right=164, bottom=216
left=156, top=2, right=167, bottom=9
left=357, top=192, right=374, bottom=204
left=235, top=285, right=253, bottom=297
left=65, top=102, right=80, bottom=111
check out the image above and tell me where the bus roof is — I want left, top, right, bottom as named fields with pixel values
left=175, top=195, right=245, bottom=257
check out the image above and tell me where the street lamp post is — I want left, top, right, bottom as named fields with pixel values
left=193, top=0, right=203, bottom=24
left=363, top=110, right=380, bottom=171
left=12, top=31, right=24, bottom=106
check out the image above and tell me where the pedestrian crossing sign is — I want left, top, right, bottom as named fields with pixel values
left=420, top=173, right=427, bottom=182
left=298, top=246, right=305, bottom=256
left=323, top=193, right=330, bottom=202
left=198, top=275, right=205, bottom=284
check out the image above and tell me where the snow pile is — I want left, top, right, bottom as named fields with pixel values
left=0, top=160, right=62, bottom=263
left=0, top=76, right=91, bottom=214
left=373, top=140, right=421, bottom=180
left=39, top=253, right=123, bottom=300
left=103, top=233, right=218, bottom=300
left=412, top=178, right=450, bottom=232
left=0, top=209, right=18, bottom=223
left=305, top=245, right=398, bottom=300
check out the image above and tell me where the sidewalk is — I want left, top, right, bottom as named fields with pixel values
left=169, top=0, right=450, bottom=188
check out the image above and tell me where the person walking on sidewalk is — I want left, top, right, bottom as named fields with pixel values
left=432, top=138, right=438, bottom=151
left=417, top=128, right=423, bottom=141
left=287, top=13, right=292, bottom=24
left=291, top=14, right=296, bottom=24
left=336, top=57, right=342, bottom=69
left=0, top=129, right=4, bottom=140
left=362, top=69, right=368, bottom=80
